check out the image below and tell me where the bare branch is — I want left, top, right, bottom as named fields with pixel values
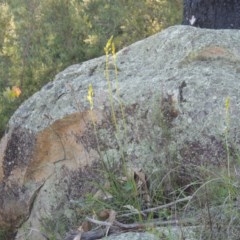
left=119, top=196, right=192, bottom=218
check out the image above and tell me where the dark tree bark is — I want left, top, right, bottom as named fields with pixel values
left=182, top=0, right=240, bottom=29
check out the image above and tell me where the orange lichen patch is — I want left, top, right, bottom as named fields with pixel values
left=24, top=110, right=103, bottom=182
left=196, top=46, right=234, bottom=60
left=181, top=45, right=240, bottom=65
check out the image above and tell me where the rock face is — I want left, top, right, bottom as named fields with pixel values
left=1, top=25, right=240, bottom=239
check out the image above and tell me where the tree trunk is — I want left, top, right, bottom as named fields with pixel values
left=182, top=0, right=240, bottom=29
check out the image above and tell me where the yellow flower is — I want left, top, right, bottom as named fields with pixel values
left=104, top=35, right=114, bottom=55
left=87, top=84, right=94, bottom=110
left=225, top=96, right=230, bottom=113
left=224, top=97, right=230, bottom=133
left=111, top=41, right=115, bottom=56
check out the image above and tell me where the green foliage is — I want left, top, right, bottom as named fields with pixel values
left=0, top=0, right=183, bottom=137
left=84, top=0, right=182, bottom=52
left=40, top=213, right=70, bottom=240
left=84, top=36, right=142, bottom=218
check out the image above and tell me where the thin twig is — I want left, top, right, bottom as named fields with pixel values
left=119, top=196, right=193, bottom=218
left=85, top=216, right=196, bottom=230
left=15, top=228, right=49, bottom=240
left=85, top=217, right=112, bottom=227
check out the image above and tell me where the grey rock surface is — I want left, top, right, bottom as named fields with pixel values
left=103, top=226, right=197, bottom=240
left=104, top=232, right=159, bottom=240
left=0, top=25, right=240, bottom=239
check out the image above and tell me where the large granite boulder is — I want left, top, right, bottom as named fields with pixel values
left=1, top=25, right=240, bottom=239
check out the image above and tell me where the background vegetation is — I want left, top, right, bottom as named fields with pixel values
left=0, top=0, right=182, bottom=137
